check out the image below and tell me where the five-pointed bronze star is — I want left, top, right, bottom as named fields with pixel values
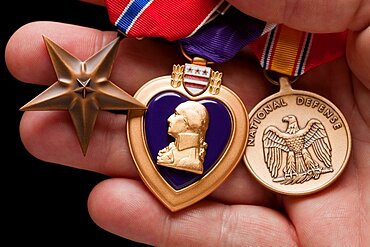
left=20, top=36, right=146, bottom=155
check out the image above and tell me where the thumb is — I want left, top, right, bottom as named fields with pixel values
left=228, top=0, right=369, bottom=32
left=347, top=27, right=370, bottom=125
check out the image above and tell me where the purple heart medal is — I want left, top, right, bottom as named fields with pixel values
left=124, top=7, right=274, bottom=211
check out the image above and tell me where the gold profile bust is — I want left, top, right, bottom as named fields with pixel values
left=157, top=101, right=209, bottom=174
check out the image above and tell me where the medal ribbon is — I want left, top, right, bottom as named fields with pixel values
left=249, top=25, right=348, bottom=76
left=105, top=0, right=225, bottom=41
left=179, top=7, right=275, bottom=63
left=106, top=1, right=346, bottom=69
left=105, top=1, right=275, bottom=63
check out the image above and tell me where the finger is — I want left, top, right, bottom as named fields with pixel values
left=209, top=164, right=278, bottom=207
left=283, top=157, right=366, bottom=246
left=347, top=27, right=370, bottom=87
left=296, top=58, right=356, bottom=120
left=228, top=0, right=369, bottom=32
left=6, top=22, right=114, bottom=86
left=347, top=27, right=370, bottom=130
left=19, top=110, right=138, bottom=178
left=88, top=178, right=298, bottom=246
left=5, top=21, right=182, bottom=94
left=346, top=29, right=370, bottom=245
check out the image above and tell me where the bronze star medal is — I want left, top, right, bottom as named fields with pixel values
left=20, top=36, right=146, bottom=155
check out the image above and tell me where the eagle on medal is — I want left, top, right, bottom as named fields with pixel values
left=262, top=115, right=333, bottom=184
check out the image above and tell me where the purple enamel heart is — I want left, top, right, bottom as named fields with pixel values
left=145, top=91, right=232, bottom=190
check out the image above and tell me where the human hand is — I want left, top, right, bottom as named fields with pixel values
left=7, top=0, right=369, bottom=246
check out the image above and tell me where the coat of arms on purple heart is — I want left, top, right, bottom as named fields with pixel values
left=127, top=63, right=249, bottom=212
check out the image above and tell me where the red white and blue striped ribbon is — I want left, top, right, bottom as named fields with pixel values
left=105, top=0, right=224, bottom=41
left=105, top=1, right=273, bottom=63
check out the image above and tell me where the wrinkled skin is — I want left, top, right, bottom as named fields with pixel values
left=6, top=0, right=370, bottom=246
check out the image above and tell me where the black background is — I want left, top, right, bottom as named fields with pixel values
left=5, top=0, right=149, bottom=245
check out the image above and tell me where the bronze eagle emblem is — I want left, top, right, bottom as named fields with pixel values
left=263, top=115, right=333, bottom=184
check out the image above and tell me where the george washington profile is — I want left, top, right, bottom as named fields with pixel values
left=157, top=101, right=209, bottom=174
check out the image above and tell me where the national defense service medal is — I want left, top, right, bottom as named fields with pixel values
left=127, top=57, right=249, bottom=211
left=244, top=76, right=352, bottom=195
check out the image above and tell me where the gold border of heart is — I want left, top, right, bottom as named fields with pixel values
left=127, top=76, right=249, bottom=212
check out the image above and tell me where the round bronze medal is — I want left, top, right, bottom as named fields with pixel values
left=244, top=77, right=351, bottom=195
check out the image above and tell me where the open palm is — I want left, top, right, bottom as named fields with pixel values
left=6, top=0, right=369, bottom=246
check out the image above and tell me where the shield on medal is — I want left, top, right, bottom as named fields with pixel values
left=127, top=63, right=249, bottom=211
left=182, top=63, right=210, bottom=96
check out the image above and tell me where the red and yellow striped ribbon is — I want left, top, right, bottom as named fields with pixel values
left=250, top=25, right=347, bottom=76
